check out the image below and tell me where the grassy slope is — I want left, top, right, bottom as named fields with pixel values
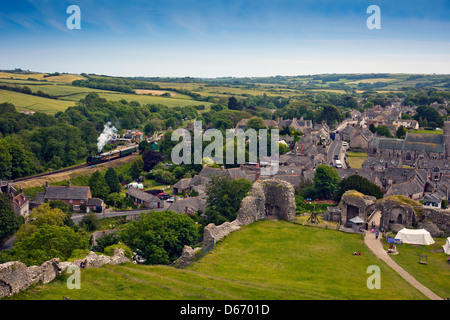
left=0, top=89, right=75, bottom=114
left=8, top=220, right=429, bottom=300
left=0, top=73, right=212, bottom=114
left=382, top=238, right=450, bottom=299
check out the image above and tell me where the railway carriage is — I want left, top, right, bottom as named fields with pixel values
left=86, top=144, right=138, bottom=165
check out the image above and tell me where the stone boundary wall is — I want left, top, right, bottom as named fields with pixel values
left=0, top=248, right=130, bottom=299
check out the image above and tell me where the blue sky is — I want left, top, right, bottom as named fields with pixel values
left=0, top=0, right=449, bottom=77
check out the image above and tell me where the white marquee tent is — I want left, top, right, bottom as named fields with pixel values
left=394, top=228, right=435, bottom=245
left=443, top=237, right=450, bottom=254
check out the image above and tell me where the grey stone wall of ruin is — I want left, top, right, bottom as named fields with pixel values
left=202, top=179, right=296, bottom=249
left=0, top=248, right=130, bottom=299
left=338, top=190, right=450, bottom=237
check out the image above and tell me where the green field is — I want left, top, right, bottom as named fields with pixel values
left=7, top=220, right=435, bottom=300
left=382, top=238, right=450, bottom=298
left=346, top=151, right=368, bottom=169
left=0, top=89, right=75, bottom=114
left=411, top=129, right=444, bottom=135
left=0, top=76, right=212, bottom=114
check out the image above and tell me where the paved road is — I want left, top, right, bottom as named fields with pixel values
left=327, top=140, right=345, bottom=168
left=365, top=211, right=442, bottom=300
left=71, top=207, right=168, bottom=224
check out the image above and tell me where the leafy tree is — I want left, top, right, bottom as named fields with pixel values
left=130, top=161, right=141, bottom=181
left=12, top=224, right=89, bottom=266
left=119, top=210, right=199, bottom=265
left=79, top=213, right=99, bottom=232
left=89, top=171, right=110, bottom=199
left=205, top=176, right=253, bottom=224
left=313, top=165, right=340, bottom=200
left=245, top=116, right=267, bottom=130
left=279, top=143, right=290, bottom=155
left=0, top=143, right=12, bottom=179
left=374, top=125, right=393, bottom=138
left=26, top=203, right=67, bottom=228
left=334, top=175, right=384, bottom=201
left=227, top=96, right=242, bottom=110
left=0, top=193, right=20, bottom=242
left=105, top=168, right=121, bottom=193
left=414, top=105, right=444, bottom=128
left=396, top=125, right=407, bottom=139
left=142, top=149, right=164, bottom=171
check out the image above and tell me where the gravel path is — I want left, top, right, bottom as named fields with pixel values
left=365, top=211, right=442, bottom=300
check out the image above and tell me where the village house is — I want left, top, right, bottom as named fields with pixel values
left=166, top=196, right=207, bottom=215
left=126, top=187, right=164, bottom=209
left=31, top=181, right=94, bottom=212
left=236, top=117, right=314, bottom=133
left=12, top=192, right=29, bottom=219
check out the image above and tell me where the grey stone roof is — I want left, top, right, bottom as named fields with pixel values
left=370, top=133, right=444, bottom=153
left=167, top=196, right=207, bottom=214
left=172, top=178, right=192, bottom=190
left=87, top=198, right=104, bottom=206
left=126, top=187, right=161, bottom=203
left=45, top=186, right=90, bottom=200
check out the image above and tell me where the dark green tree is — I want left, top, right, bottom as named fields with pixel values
left=119, top=210, right=199, bottom=265
left=104, top=168, right=121, bottom=193
left=130, top=161, right=141, bottom=180
left=313, top=164, right=340, bottom=200
left=227, top=96, right=242, bottom=110
left=396, top=125, right=407, bottom=139
left=142, top=149, right=164, bottom=171
left=204, top=176, right=253, bottom=225
left=334, top=175, right=384, bottom=201
left=0, top=193, right=20, bottom=242
left=89, top=171, right=110, bottom=199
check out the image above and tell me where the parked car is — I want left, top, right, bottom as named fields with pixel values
left=157, top=193, right=171, bottom=200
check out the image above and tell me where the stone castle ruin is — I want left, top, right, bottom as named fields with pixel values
left=202, top=179, right=296, bottom=248
left=337, top=190, right=450, bottom=237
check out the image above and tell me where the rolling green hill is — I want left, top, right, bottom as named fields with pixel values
left=6, top=220, right=431, bottom=300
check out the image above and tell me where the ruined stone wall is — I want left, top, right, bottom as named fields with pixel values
left=202, top=179, right=296, bottom=249
left=338, top=190, right=377, bottom=224
left=338, top=190, right=450, bottom=237
left=0, top=248, right=130, bottom=299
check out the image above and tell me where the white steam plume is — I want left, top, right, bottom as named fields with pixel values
left=97, top=122, right=117, bottom=153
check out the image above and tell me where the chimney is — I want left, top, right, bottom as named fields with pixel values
left=67, top=180, right=71, bottom=188
left=301, top=144, right=304, bottom=155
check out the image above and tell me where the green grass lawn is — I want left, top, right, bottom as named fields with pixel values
left=6, top=220, right=430, bottom=300
left=382, top=238, right=450, bottom=298
left=346, top=151, right=367, bottom=169
left=411, top=129, right=443, bottom=135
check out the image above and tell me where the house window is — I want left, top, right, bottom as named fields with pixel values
left=69, top=200, right=73, bottom=204
left=73, top=205, right=80, bottom=211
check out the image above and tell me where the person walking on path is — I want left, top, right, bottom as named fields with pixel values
left=365, top=211, right=442, bottom=300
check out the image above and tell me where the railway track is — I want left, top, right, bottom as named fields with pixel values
left=11, top=151, right=139, bottom=185
left=12, top=163, right=90, bottom=183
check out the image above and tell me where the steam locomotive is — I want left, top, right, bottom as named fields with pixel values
left=86, top=144, right=139, bottom=165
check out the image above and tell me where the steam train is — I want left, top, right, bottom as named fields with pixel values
left=86, top=144, right=139, bottom=165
